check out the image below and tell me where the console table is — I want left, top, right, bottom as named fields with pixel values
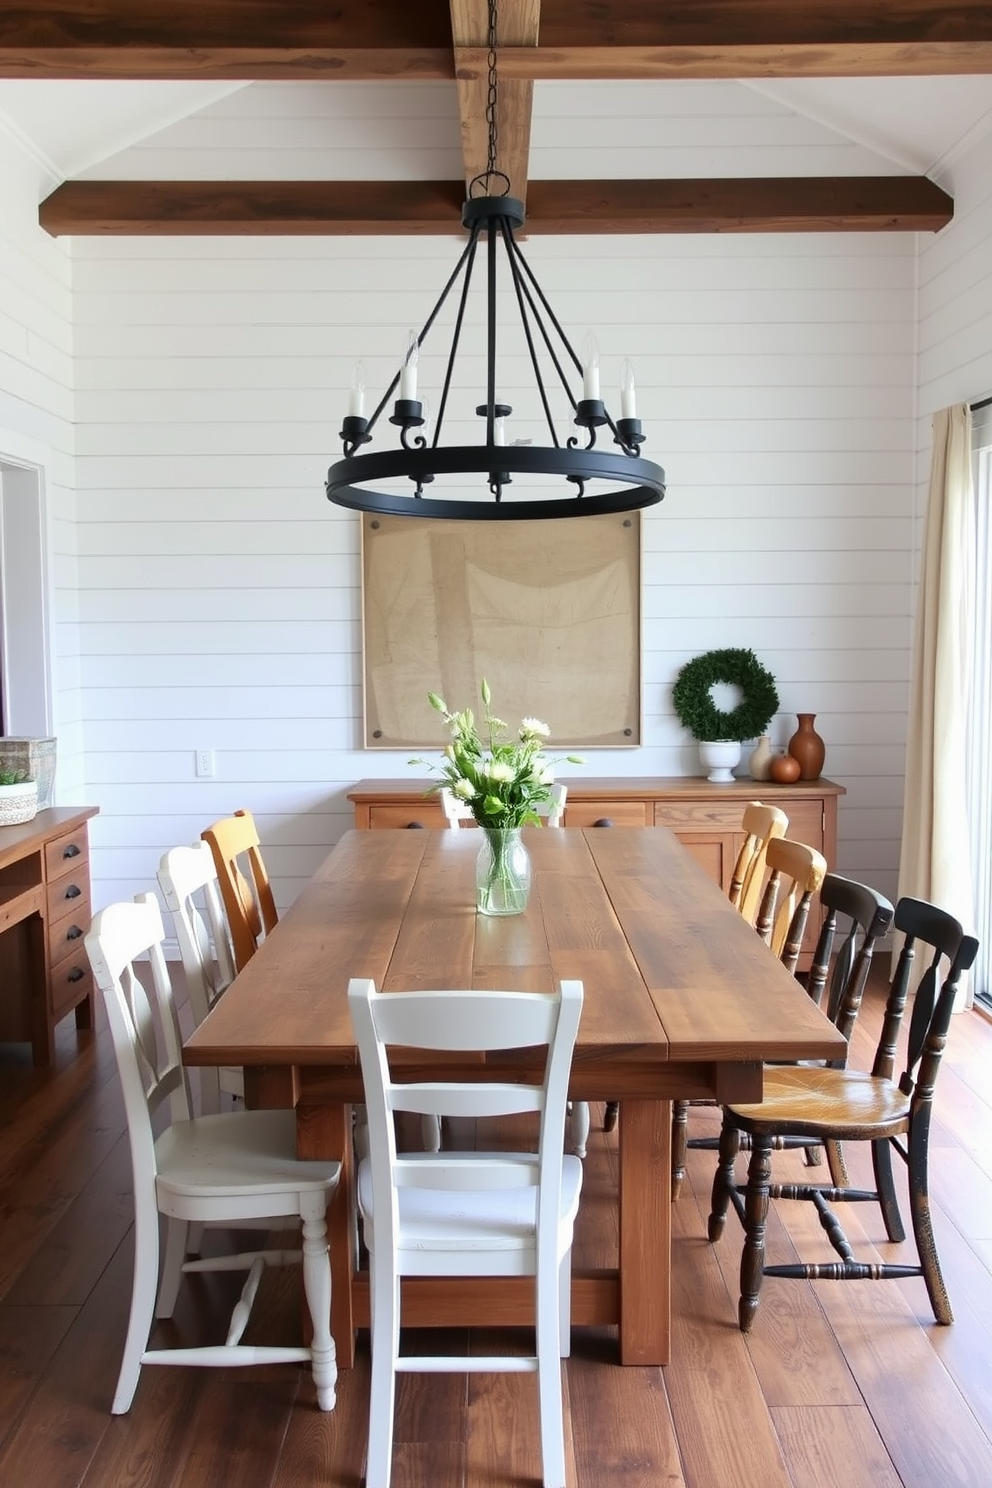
left=0, top=806, right=99, bottom=1063
left=348, top=776, right=845, bottom=965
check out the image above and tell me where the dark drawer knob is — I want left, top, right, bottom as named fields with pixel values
left=62, top=843, right=81, bottom=859
left=66, top=925, right=84, bottom=941
left=405, top=821, right=425, bottom=829
left=67, top=967, right=85, bottom=984
left=64, top=884, right=82, bottom=900
left=593, top=818, right=614, bottom=828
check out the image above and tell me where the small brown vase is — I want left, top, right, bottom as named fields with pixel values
left=788, top=713, right=826, bottom=780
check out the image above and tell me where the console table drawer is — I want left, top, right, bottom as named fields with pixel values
left=45, top=826, right=90, bottom=879
left=50, top=945, right=94, bottom=1018
left=654, top=800, right=747, bottom=830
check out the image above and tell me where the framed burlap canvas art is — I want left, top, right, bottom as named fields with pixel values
left=361, top=512, right=641, bottom=748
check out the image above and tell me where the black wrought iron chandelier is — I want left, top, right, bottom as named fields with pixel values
left=325, top=2, right=665, bottom=521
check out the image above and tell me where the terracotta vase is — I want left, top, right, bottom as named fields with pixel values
left=748, top=734, right=774, bottom=781
left=787, top=713, right=826, bottom=780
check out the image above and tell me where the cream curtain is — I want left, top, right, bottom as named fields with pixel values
left=896, top=404, right=976, bottom=1002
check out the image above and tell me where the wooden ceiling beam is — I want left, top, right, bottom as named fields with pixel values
left=449, top=1, right=539, bottom=204
left=3, top=2, right=992, bottom=80
left=38, top=176, right=953, bottom=237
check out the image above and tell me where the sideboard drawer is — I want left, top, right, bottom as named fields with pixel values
left=368, top=801, right=447, bottom=830
left=564, top=800, right=651, bottom=828
left=654, top=800, right=746, bottom=830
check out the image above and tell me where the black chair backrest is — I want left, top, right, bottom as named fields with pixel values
left=884, top=898, right=979, bottom=1093
left=805, top=874, right=895, bottom=1052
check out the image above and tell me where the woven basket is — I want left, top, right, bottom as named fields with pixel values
left=0, top=779, right=38, bottom=826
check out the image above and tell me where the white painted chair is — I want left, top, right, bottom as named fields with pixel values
left=348, top=976, right=584, bottom=1488
left=157, top=842, right=241, bottom=1115
left=440, top=781, right=567, bottom=828
left=85, top=894, right=340, bottom=1415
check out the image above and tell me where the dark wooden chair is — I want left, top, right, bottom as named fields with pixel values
left=201, top=808, right=279, bottom=973
left=671, top=836, right=827, bottom=1199
left=708, top=896, right=978, bottom=1332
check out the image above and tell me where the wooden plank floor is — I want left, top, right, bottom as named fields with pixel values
left=3, top=971, right=992, bottom=1487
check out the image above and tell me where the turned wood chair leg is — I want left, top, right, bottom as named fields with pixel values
left=871, top=1136, right=905, bottom=1243
left=707, top=1119, right=740, bottom=1242
left=738, top=1137, right=773, bottom=1333
left=825, top=1138, right=850, bottom=1189
left=671, top=1100, right=689, bottom=1200
left=603, top=1100, right=619, bottom=1133
left=907, top=1127, right=953, bottom=1325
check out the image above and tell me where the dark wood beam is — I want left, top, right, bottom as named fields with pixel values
left=38, top=177, right=953, bottom=237
left=0, top=1, right=456, bottom=80
left=450, top=0, right=539, bottom=203
left=3, top=2, right=992, bottom=79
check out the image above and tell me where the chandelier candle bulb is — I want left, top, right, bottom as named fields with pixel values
left=581, top=332, right=600, bottom=401
left=348, top=361, right=365, bottom=418
left=399, top=331, right=419, bottom=400
left=620, top=360, right=637, bottom=420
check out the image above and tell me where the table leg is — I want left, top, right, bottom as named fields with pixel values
left=618, top=1097, right=671, bottom=1365
left=297, top=1099, right=356, bottom=1369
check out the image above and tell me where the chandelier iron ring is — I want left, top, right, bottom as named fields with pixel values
left=326, top=444, right=665, bottom=521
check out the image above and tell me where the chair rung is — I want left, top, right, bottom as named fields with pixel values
left=395, top=1354, right=538, bottom=1373
left=764, top=1262, right=923, bottom=1282
left=182, top=1248, right=301, bottom=1274
left=141, top=1344, right=312, bottom=1367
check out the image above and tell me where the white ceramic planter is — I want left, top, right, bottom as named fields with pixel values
left=0, top=778, right=38, bottom=826
left=698, top=740, right=741, bottom=784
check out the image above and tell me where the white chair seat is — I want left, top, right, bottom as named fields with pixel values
left=156, top=1109, right=339, bottom=1208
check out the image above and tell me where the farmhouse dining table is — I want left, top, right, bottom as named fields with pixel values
left=183, top=825, right=845, bottom=1368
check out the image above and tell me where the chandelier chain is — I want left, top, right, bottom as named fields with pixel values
left=485, top=0, right=498, bottom=183
left=470, top=0, right=510, bottom=197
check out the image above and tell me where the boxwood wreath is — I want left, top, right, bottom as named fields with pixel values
left=672, top=647, right=779, bottom=742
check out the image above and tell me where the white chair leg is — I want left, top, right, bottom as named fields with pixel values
left=113, top=1206, right=160, bottom=1414
left=557, top=1252, right=572, bottom=1358
left=569, top=1100, right=589, bottom=1159
left=536, top=1261, right=568, bottom=1488
left=366, top=1259, right=400, bottom=1488
left=300, top=1195, right=337, bottom=1412
left=156, top=1215, right=189, bottom=1318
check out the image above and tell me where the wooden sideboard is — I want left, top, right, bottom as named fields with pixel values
left=348, top=777, right=845, bottom=965
left=0, top=806, right=99, bottom=1064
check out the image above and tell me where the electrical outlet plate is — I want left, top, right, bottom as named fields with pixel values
left=195, top=748, right=215, bottom=778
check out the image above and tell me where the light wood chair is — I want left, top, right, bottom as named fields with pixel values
left=201, top=808, right=279, bottom=972
left=670, top=837, right=828, bottom=1199
left=708, top=896, right=978, bottom=1332
left=754, top=835, right=829, bottom=972
left=440, top=781, right=567, bottom=828
left=84, top=894, right=340, bottom=1414
left=157, top=841, right=240, bottom=1114
left=728, top=800, right=790, bottom=925
left=348, top=976, right=584, bottom=1488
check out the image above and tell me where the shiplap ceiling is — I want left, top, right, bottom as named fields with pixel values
left=1, top=2, right=992, bottom=234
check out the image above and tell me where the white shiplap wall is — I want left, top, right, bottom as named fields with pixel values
left=69, top=224, right=917, bottom=912
left=0, top=125, right=82, bottom=793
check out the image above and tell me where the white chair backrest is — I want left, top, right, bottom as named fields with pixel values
left=85, top=894, right=192, bottom=1174
left=157, top=841, right=236, bottom=1027
left=546, top=781, right=567, bottom=827
left=440, top=782, right=567, bottom=829
left=439, top=785, right=474, bottom=828
left=348, top=978, right=583, bottom=1253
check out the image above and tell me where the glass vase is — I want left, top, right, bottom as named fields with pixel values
left=476, top=828, right=531, bottom=916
